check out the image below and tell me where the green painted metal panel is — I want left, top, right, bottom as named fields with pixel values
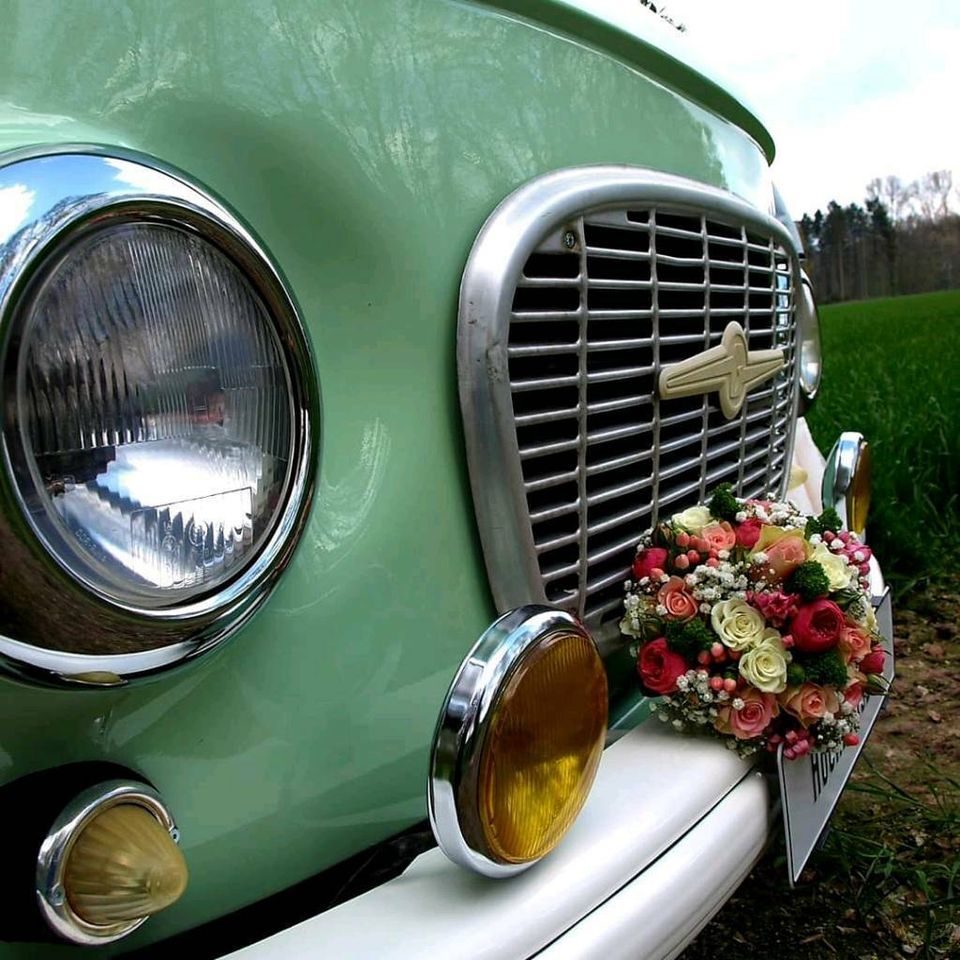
left=0, top=0, right=774, bottom=953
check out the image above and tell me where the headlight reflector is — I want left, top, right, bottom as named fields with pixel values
left=11, top=221, right=292, bottom=607
left=429, top=606, right=607, bottom=876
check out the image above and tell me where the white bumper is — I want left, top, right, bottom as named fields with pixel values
left=227, top=724, right=770, bottom=959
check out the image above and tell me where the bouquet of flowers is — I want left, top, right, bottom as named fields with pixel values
left=621, top=485, right=887, bottom=759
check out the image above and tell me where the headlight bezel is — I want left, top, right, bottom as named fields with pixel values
left=0, top=148, right=319, bottom=684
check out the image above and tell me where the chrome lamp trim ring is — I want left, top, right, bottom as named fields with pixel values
left=457, top=165, right=802, bottom=641
left=0, top=148, right=320, bottom=685
left=35, top=779, right=181, bottom=946
left=797, top=269, right=822, bottom=406
left=822, top=431, right=869, bottom=531
left=428, top=604, right=603, bottom=878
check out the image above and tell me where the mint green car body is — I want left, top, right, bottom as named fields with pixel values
left=0, top=1, right=777, bottom=953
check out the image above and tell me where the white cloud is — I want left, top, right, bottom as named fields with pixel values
left=671, top=0, right=960, bottom=215
left=0, top=184, right=35, bottom=243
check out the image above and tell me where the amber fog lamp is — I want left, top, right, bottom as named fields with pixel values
left=36, top=781, right=187, bottom=945
left=429, top=606, right=608, bottom=877
left=823, top=432, right=872, bottom=537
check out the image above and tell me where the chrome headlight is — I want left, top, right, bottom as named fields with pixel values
left=797, top=270, right=822, bottom=403
left=0, top=151, right=317, bottom=682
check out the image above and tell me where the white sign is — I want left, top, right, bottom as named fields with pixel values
left=778, top=588, right=895, bottom=885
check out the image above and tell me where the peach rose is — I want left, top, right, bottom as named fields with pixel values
left=838, top=625, right=872, bottom=664
left=761, top=536, right=809, bottom=581
left=657, top=576, right=698, bottom=621
left=701, top=521, right=736, bottom=552
left=715, top=688, right=779, bottom=740
left=779, top=682, right=841, bottom=727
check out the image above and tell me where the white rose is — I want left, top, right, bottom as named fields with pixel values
left=811, top=542, right=854, bottom=591
left=672, top=505, right=712, bottom=534
left=738, top=629, right=789, bottom=693
left=711, top=598, right=765, bottom=651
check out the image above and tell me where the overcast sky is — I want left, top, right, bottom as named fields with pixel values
left=671, top=0, right=960, bottom=218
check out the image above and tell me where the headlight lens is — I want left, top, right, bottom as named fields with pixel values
left=797, top=271, right=822, bottom=402
left=9, top=221, right=293, bottom=607
left=429, top=606, right=608, bottom=876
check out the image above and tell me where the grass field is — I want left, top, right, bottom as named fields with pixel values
left=805, top=289, right=960, bottom=593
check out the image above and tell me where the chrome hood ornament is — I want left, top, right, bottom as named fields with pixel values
left=658, top=321, right=785, bottom=419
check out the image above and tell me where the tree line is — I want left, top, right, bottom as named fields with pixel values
left=799, top=171, right=960, bottom=303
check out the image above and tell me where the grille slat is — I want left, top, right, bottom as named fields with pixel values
left=529, top=500, right=581, bottom=523
left=587, top=504, right=651, bottom=537
left=535, top=531, right=581, bottom=553
left=518, top=436, right=580, bottom=459
left=524, top=469, right=579, bottom=492
left=459, top=173, right=799, bottom=645
left=511, top=374, right=580, bottom=391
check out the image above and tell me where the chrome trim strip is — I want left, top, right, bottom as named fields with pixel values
left=428, top=605, right=604, bottom=878
left=797, top=269, right=822, bottom=406
left=0, top=149, right=320, bottom=684
left=457, top=166, right=801, bottom=641
left=36, top=779, right=181, bottom=945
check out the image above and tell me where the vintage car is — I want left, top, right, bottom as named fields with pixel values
left=0, top=1, right=879, bottom=957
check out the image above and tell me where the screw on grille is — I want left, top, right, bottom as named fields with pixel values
left=562, top=230, right=577, bottom=249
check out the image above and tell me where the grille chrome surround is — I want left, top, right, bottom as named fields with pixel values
left=458, top=167, right=800, bottom=648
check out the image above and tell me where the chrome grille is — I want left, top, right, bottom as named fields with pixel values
left=458, top=169, right=799, bottom=646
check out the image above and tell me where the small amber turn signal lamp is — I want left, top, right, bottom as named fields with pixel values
left=37, top=781, right=187, bottom=945
left=429, top=606, right=608, bottom=876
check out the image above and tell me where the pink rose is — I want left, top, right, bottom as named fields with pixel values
left=750, top=589, right=800, bottom=628
left=762, top=536, right=808, bottom=581
left=736, top=518, right=764, bottom=549
left=637, top=638, right=687, bottom=695
left=790, top=599, right=845, bottom=654
left=701, top=521, right=736, bottom=552
left=838, top=625, right=872, bottom=664
left=860, top=646, right=885, bottom=675
left=727, top=688, right=779, bottom=740
left=657, top=576, right=699, bottom=621
left=633, top=547, right=668, bottom=580
left=780, top=683, right=841, bottom=727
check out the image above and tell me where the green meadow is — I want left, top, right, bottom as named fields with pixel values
left=806, top=289, right=960, bottom=593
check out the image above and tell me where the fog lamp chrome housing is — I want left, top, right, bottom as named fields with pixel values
left=797, top=270, right=822, bottom=405
left=823, top=431, right=871, bottom=536
left=429, top=606, right=608, bottom=877
left=0, top=150, right=317, bottom=683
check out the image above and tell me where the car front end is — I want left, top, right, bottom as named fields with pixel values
left=0, top=2, right=873, bottom=957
